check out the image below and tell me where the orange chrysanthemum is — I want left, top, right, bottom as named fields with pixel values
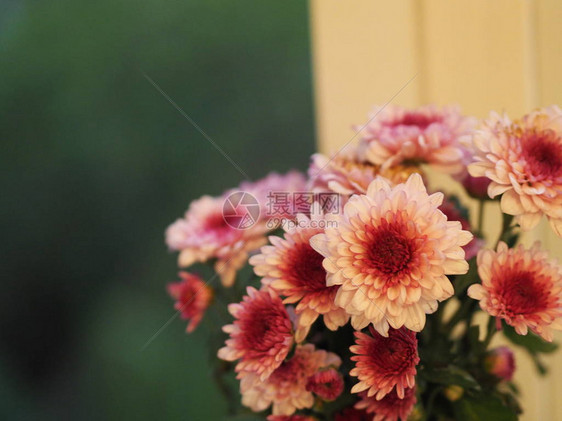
left=355, top=387, right=417, bottom=421
left=311, top=174, right=472, bottom=335
left=240, top=344, right=341, bottom=415
left=468, top=242, right=562, bottom=342
left=350, top=327, right=419, bottom=400
left=308, top=147, right=422, bottom=199
left=469, top=106, right=562, bottom=236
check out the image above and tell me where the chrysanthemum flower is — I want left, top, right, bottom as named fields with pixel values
left=308, top=148, right=380, bottom=196
left=308, top=147, right=422, bottom=198
left=438, top=196, right=484, bottom=260
left=305, top=367, right=344, bottom=401
left=358, top=104, right=475, bottom=174
left=468, top=106, right=562, bottom=236
left=311, top=174, right=472, bottom=335
left=250, top=210, right=349, bottom=342
left=267, top=415, right=317, bottom=421
left=240, top=344, right=341, bottom=415
left=218, top=287, right=294, bottom=380
left=240, top=170, right=309, bottom=222
left=350, top=327, right=419, bottom=399
left=167, top=272, right=213, bottom=333
left=355, top=387, right=417, bottom=421
left=485, top=346, right=515, bottom=381
left=468, top=242, right=562, bottom=342
left=166, top=195, right=267, bottom=286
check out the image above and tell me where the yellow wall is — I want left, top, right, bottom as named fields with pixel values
left=310, top=1, right=562, bottom=419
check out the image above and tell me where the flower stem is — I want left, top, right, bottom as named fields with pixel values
left=495, top=212, right=515, bottom=248
left=482, top=315, right=497, bottom=349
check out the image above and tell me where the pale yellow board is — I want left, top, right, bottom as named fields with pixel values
left=310, top=1, right=562, bottom=420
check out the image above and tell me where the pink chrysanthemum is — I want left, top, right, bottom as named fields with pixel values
left=438, top=196, right=484, bottom=260
left=166, top=195, right=267, bottom=286
left=358, top=104, right=475, bottom=174
left=240, top=344, right=341, bottom=415
left=468, top=106, right=562, bottom=236
left=485, top=346, right=515, bottom=381
left=308, top=148, right=422, bottom=198
left=250, top=210, right=349, bottom=343
left=240, top=170, right=309, bottom=222
left=167, top=272, right=213, bottom=333
left=308, top=147, right=380, bottom=196
left=355, top=387, right=417, bottom=421
left=468, top=242, right=562, bottom=342
left=218, top=287, right=294, bottom=380
left=305, top=367, right=344, bottom=401
left=267, top=415, right=317, bottom=421
left=311, top=174, right=472, bottom=335
left=350, top=327, right=418, bottom=400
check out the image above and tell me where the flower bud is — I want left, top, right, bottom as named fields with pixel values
left=443, top=385, right=464, bottom=401
left=485, top=346, right=515, bottom=381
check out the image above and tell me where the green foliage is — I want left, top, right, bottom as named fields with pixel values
left=453, top=393, right=518, bottom=421
left=502, top=322, right=558, bottom=375
left=0, top=0, right=314, bottom=419
left=418, top=366, right=481, bottom=391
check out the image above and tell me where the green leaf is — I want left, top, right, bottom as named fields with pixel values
left=502, top=323, right=558, bottom=354
left=467, top=325, right=483, bottom=353
left=453, top=394, right=518, bottom=421
left=418, top=365, right=480, bottom=390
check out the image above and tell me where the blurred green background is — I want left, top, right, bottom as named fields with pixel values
left=0, top=0, right=315, bottom=419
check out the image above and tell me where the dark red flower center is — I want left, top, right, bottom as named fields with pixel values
left=240, top=301, right=291, bottom=353
left=521, top=129, right=562, bottom=178
left=496, top=270, right=549, bottom=315
left=395, top=112, right=441, bottom=130
left=286, top=243, right=328, bottom=292
left=367, top=225, right=413, bottom=276
left=205, top=212, right=231, bottom=231
left=367, top=328, right=418, bottom=374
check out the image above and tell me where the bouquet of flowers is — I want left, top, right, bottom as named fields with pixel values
left=164, top=104, right=562, bottom=420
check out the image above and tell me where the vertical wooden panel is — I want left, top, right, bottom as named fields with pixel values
left=420, top=0, right=533, bottom=117
left=535, top=3, right=562, bottom=420
left=309, top=0, right=420, bottom=152
left=310, top=1, right=562, bottom=420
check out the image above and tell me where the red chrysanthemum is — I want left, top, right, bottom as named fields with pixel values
left=305, top=368, right=344, bottom=401
left=334, top=407, right=371, bottom=421
left=240, top=344, right=341, bottom=415
left=350, top=327, right=419, bottom=399
left=250, top=211, right=349, bottom=342
left=468, top=242, right=562, bottom=341
left=355, top=387, right=417, bottom=421
left=167, top=272, right=213, bottom=333
left=218, top=287, right=294, bottom=380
